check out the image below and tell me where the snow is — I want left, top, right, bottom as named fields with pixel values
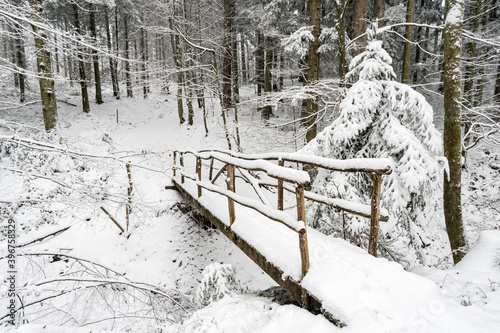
left=455, top=231, right=500, bottom=272
left=0, top=78, right=499, bottom=333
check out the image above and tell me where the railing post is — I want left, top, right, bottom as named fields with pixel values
left=368, top=173, right=382, bottom=257
left=173, top=151, right=177, bottom=177
left=209, top=157, right=214, bottom=181
left=180, top=153, right=185, bottom=184
left=277, top=159, right=284, bottom=211
left=196, top=156, right=202, bottom=198
left=296, top=184, right=309, bottom=278
left=226, top=164, right=235, bottom=226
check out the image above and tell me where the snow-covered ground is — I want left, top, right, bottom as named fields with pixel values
left=1, top=82, right=500, bottom=332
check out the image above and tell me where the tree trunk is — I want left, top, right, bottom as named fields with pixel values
left=352, top=0, right=367, bottom=56
left=473, top=2, right=489, bottom=106
left=123, top=13, right=133, bottom=97
left=256, top=30, right=264, bottom=96
left=168, top=3, right=185, bottom=124
left=105, top=8, right=118, bottom=98
left=372, top=0, right=385, bottom=35
left=305, top=0, right=321, bottom=143
left=443, top=0, right=468, bottom=264
left=15, top=26, right=26, bottom=103
left=232, top=31, right=240, bottom=103
left=222, top=0, right=234, bottom=110
left=495, top=62, right=500, bottom=104
left=262, top=35, right=273, bottom=121
left=401, top=0, right=415, bottom=84
left=334, top=0, right=347, bottom=81
left=29, top=0, right=58, bottom=131
left=54, top=33, right=59, bottom=75
left=240, top=36, right=247, bottom=85
left=114, top=6, right=121, bottom=98
left=141, top=24, right=147, bottom=99
left=73, top=4, right=90, bottom=113
left=89, top=5, right=103, bottom=104
left=463, top=0, right=481, bottom=107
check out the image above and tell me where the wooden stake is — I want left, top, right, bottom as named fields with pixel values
left=368, top=173, right=382, bottom=257
left=180, top=153, right=185, bottom=184
left=299, top=228, right=310, bottom=278
left=296, top=184, right=309, bottom=278
left=196, top=157, right=202, bottom=198
left=209, top=157, right=214, bottom=181
left=277, top=159, right=284, bottom=210
left=125, top=163, right=133, bottom=232
left=296, top=184, right=306, bottom=223
left=173, top=151, right=177, bottom=177
left=226, top=164, right=235, bottom=226
left=116, top=109, right=118, bottom=123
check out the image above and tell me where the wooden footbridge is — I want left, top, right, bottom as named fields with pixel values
left=171, top=149, right=392, bottom=324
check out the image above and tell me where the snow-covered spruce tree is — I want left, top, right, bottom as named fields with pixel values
left=302, top=38, right=444, bottom=266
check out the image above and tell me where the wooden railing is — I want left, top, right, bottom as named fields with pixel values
left=172, top=149, right=392, bottom=279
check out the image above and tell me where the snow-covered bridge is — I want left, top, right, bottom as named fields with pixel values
left=169, top=150, right=494, bottom=330
left=170, top=149, right=396, bottom=323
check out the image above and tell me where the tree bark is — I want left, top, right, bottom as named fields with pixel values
left=372, top=0, right=385, bottom=35
left=495, top=62, right=500, bottom=104
left=222, top=0, right=234, bottom=110
left=240, top=36, right=247, bottom=85
left=256, top=30, right=264, bottom=96
left=105, top=8, right=119, bottom=98
left=168, top=2, right=185, bottom=124
left=473, top=2, right=489, bottom=106
left=123, top=13, right=133, bottom=97
left=29, top=0, right=58, bottom=131
left=443, top=0, right=468, bottom=264
left=262, top=35, right=273, bottom=121
left=114, top=6, right=121, bottom=98
left=73, top=3, right=90, bottom=113
left=14, top=25, right=26, bottom=103
left=140, top=23, right=147, bottom=99
left=401, top=0, right=415, bottom=84
left=89, top=5, right=103, bottom=104
left=463, top=0, right=481, bottom=107
left=305, top=0, right=321, bottom=143
left=352, top=0, right=367, bottom=56
left=333, top=0, right=347, bottom=81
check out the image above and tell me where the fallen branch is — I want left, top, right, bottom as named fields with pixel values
left=16, top=226, right=70, bottom=248
left=100, top=207, right=125, bottom=233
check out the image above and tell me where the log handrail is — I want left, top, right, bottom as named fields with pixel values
left=181, top=150, right=311, bottom=185
left=198, top=149, right=393, bottom=175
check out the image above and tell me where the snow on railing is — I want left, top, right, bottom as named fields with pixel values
left=172, top=149, right=391, bottom=279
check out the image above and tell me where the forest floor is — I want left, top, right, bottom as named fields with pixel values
left=0, top=82, right=499, bottom=332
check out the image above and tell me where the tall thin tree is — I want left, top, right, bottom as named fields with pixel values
left=72, top=3, right=90, bottom=113
left=443, top=0, right=468, bottom=263
left=29, top=0, right=58, bottom=131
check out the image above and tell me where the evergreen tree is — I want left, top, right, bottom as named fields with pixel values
left=302, top=37, right=444, bottom=266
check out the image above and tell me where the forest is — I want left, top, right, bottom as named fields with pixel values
left=0, top=0, right=500, bottom=332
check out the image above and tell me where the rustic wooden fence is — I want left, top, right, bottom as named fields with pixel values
left=172, top=149, right=392, bottom=279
